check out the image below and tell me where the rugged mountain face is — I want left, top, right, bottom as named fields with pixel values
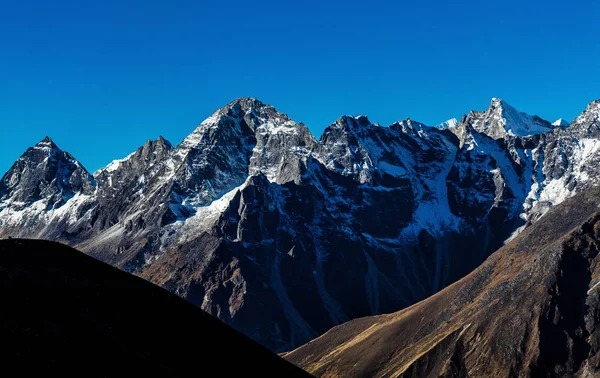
left=523, top=100, right=600, bottom=224
left=284, top=185, right=600, bottom=378
left=2, top=97, right=600, bottom=353
left=0, top=239, right=310, bottom=377
left=461, top=98, right=556, bottom=140
left=0, top=137, right=95, bottom=237
left=0, top=136, right=94, bottom=209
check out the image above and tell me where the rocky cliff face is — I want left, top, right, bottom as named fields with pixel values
left=284, top=184, right=600, bottom=378
left=0, top=136, right=94, bottom=209
left=461, top=98, right=556, bottom=140
left=2, top=97, right=600, bottom=353
left=0, top=137, right=95, bottom=238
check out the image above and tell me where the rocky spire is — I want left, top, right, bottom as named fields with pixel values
left=0, top=137, right=94, bottom=209
left=567, top=99, right=600, bottom=138
left=461, top=98, right=554, bottom=140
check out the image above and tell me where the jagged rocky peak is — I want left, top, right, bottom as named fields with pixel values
left=198, top=97, right=298, bottom=133
left=319, top=115, right=374, bottom=146
left=31, top=136, right=59, bottom=153
left=167, top=98, right=297, bottom=210
left=390, top=118, right=431, bottom=134
left=138, top=136, right=173, bottom=164
left=328, top=115, right=374, bottom=132
left=0, top=136, right=94, bottom=209
left=38, top=135, right=55, bottom=147
left=228, top=97, right=292, bottom=121
left=242, top=100, right=316, bottom=184
left=316, top=115, right=379, bottom=183
left=462, top=97, right=554, bottom=140
left=149, top=135, right=172, bottom=150
left=96, top=136, right=174, bottom=177
left=176, top=97, right=303, bottom=157
left=180, top=96, right=308, bottom=152
left=568, top=98, right=600, bottom=138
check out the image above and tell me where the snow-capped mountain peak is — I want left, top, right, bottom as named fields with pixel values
left=179, top=98, right=298, bottom=151
left=552, top=118, right=570, bottom=127
left=0, top=137, right=94, bottom=210
left=23, top=136, right=68, bottom=157
left=331, top=115, right=374, bottom=132
left=463, top=98, right=554, bottom=139
left=436, top=118, right=459, bottom=129
left=36, top=136, right=56, bottom=148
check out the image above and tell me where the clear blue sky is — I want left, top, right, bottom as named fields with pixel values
left=1, top=0, right=599, bottom=174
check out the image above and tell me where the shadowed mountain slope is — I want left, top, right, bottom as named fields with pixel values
left=0, top=239, right=311, bottom=377
left=284, top=185, right=600, bottom=377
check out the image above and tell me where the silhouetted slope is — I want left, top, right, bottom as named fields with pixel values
left=284, top=186, right=600, bottom=377
left=0, top=239, right=311, bottom=377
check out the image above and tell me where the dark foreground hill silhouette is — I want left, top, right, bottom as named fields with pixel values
left=0, top=239, right=312, bottom=377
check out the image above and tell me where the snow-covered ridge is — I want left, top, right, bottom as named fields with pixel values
left=1, top=96, right=594, bottom=217
left=97, top=152, right=136, bottom=175
left=2, top=96, right=598, bottom=220
left=436, top=118, right=458, bottom=129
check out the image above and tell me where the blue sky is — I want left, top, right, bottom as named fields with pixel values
left=1, top=0, right=599, bottom=173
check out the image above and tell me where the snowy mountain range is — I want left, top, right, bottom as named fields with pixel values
left=1, top=97, right=599, bottom=352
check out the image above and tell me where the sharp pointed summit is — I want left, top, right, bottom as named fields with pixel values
left=461, top=98, right=554, bottom=139
left=200, top=97, right=294, bottom=131
left=228, top=96, right=268, bottom=109
left=0, top=138, right=94, bottom=210
left=33, top=136, right=60, bottom=151
left=552, top=118, right=570, bottom=127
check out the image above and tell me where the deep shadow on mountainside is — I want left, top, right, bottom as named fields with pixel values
left=284, top=185, right=600, bottom=377
left=0, top=239, right=311, bottom=377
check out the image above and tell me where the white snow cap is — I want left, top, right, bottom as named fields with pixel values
left=436, top=118, right=459, bottom=129
left=552, top=118, right=570, bottom=127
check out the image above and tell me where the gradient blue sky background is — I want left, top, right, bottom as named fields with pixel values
left=1, top=0, right=599, bottom=173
